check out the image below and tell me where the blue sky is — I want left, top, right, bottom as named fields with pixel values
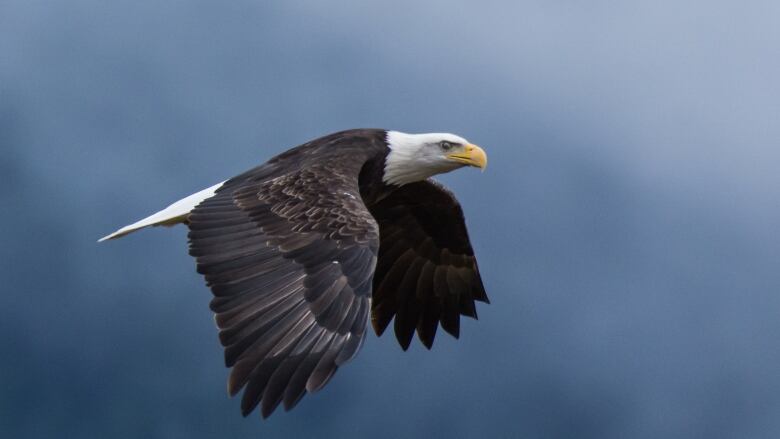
left=1, top=1, right=779, bottom=438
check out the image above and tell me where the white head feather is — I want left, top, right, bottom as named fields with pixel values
left=383, top=131, right=472, bottom=186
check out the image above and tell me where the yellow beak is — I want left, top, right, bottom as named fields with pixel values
left=447, top=144, right=488, bottom=169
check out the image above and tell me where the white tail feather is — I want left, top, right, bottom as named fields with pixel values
left=98, top=181, right=225, bottom=242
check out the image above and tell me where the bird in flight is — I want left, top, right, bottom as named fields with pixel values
left=100, top=129, right=489, bottom=418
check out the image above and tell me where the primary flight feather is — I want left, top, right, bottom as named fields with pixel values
left=100, top=128, right=489, bottom=418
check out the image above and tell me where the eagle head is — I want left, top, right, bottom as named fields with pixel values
left=382, top=131, right=487, bottom=186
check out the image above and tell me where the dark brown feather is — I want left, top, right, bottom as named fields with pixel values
left=368, top=179, right=488, bottom=350
left=183, top=129, right=487, bottom=418
left=187, top=130, right=385, bottom=418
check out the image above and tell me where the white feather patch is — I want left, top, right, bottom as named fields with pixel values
left=98, top=181, right=225, bottom=242
left=383, top=131, right=468, bottom=186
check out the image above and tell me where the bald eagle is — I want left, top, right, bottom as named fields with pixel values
left=100, top=129, right=489, bottom=418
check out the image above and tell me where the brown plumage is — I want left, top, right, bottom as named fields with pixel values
left=100, top=128, right=489, bottom=418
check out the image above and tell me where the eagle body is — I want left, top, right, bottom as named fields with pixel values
left=101, top=129, right=489, bottom=418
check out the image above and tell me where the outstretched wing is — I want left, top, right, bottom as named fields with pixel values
left=369, top=180, right=488, bottom=350
left=187, top=163, right=379, bottom=418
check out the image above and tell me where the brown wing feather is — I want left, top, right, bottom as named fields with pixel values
left=369, top=180, right=488, bottom=350
left=188, top=159, right=379, bottom=418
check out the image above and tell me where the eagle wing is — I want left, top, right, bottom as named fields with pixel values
left=187, top=163, right=379, bottom=418
left=369, top=180, right=489, bottom=350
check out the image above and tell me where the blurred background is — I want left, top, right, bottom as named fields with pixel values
left=1, top=1, right=779, bottom=437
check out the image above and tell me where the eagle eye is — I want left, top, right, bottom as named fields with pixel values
left=439, top=141, right=454, bottom=151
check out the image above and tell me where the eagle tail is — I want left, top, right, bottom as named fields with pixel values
left=98, top=181, right=225, bottom=242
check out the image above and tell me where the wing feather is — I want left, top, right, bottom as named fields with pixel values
left=188, top=160, right=378, bottom=418
left=369, top=180, right=488, bottom=350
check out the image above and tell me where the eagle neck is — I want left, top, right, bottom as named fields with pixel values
left=358, top=145, right=395, bottom=207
